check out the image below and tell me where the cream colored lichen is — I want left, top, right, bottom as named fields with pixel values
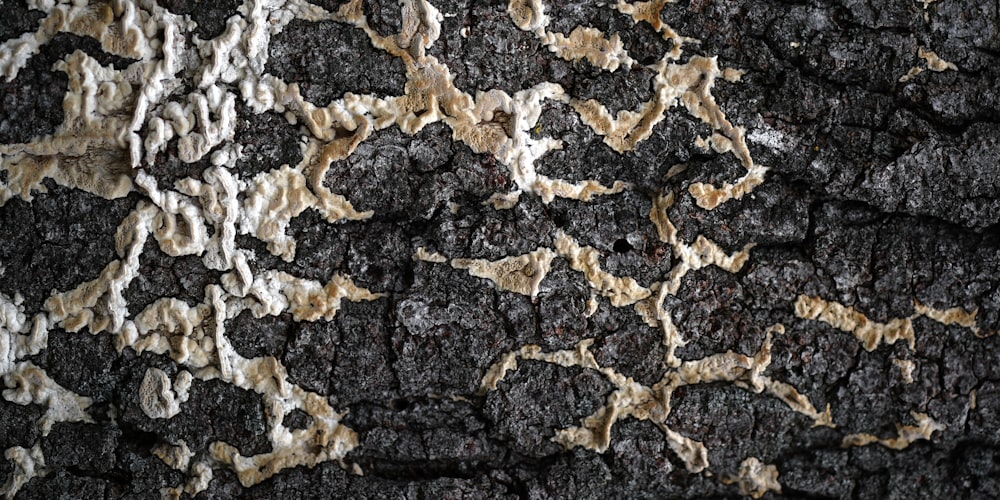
left=0, top=293, right=48, bottom=375
left=642, top=191, right=757, bottom=367
left=413, top=247, right=448, bottom=263
left=796, top=295, right=990, bottom=351
left=555, top=231, right=652, bottom=307
left=722, top=457, right=782, bottom=499
left=893, top=358, right=916, bottom=384
left=914, top=301, right=983, bottom=336
left=613, top=0, right=689, bottom=60
left=899, top=46, right=958, bottom=82
left=841, top=412, right=944, bottom=450
left=139, top=367, right=193, bottom=419
left=482, top=324, right=831, bottom=473
left=152, top=440, right=194, bottom=472
left=795, top=295, right=915, bottom=351
left=452, top=248, right=557, bottom=298
left=2, top=362, right=93, bottom=435
left=0, top=444, right=45, bottom=500
left=1, top=190, right=372, bottom=494
left=0, top=0, right=990, bottom=495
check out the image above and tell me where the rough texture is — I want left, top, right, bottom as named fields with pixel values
left=1, top=0, right=999, bottom=498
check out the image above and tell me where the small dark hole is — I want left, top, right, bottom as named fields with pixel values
left=390, top=398, right=411, bottom=411
left=613, top=238, right=633, bottom=253
left=551, top=211, right=569, bottom=228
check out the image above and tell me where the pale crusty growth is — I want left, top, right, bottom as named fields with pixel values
left=762, top=378, right=835, bottom=428
left=129, top=298, right=212, bottom=367
left=138, top=173, right=212, bottom=258
left=795, top=295, right=916, bottom=351
left=0, top=49, right=135, bottom=204
left=914, top=301, right=984, bottom=336
left=508, top=0, right=634, bottom=71
left=841, top=412, right=945, bottom=450
left=555, top=231, right=652, bottom=307
left=481, top=324, right=831, bottom=473
left=920, top=46, right=958, bottom=72
left=1, top=0, right=982, bottom=494
left=503, top=0, right=770, bottom=209
left=483, top=190, right=522, bottom=210
left=650, top=192, right=754, bottom=295
left=612, top=0, right=688, bottom=60
left=0, top=0, right=162, bottom=81
left=44, top=203, right=156, bottom=337
left=1, top=181, right=372, bottom=494
left=452, top=248, right=557, bottom=298
left=139, top=367, right=193, bottom=419
left=0, top=0, right=196, bottom=202
left=722, top=67, right=746, bottom=82
left=234, top=271, right=383, bottom=322
left=642, top=191, right=756, bottom=367
left=413, top=247, right=449, bottom=263
left=722, top=457, right=782, bottom=499
left=797, top=295, right=991, bottom=352
left=152, top=440, right=194, bottom=472
left=125, top=282, right=365, bottom=489
left=547, top=27, right=634, bottom=71
left=240, top=165, right=371, bottom=262
left=893, top=359, right=917, bottom=384
left=899, top=46, right=959, bottom=82
left=2, top=362, right=94, bottom=435
left=0, top=293, right=48, bottom=375
left=0, top=445, right=45, bottom=500
left=152, top=442, right=202, bottom=497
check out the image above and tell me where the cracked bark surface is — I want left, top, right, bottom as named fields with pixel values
left=1, top=0, right=999, bottom=498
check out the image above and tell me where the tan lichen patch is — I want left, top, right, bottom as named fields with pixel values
left=722, top=67, right=746, bottom=82
left=554, top=231, right=651, bottom=307
left=413, top=247, right=448, bottom=263
left=1, top=49, right=137, bottom=205
left=481, top=324, right=830, bottom=473
left=1, top=0, right=990, bottom=494
left=841, top=412, right=944, bottom=450
left=152, top=440, right=194, bottom=472
left=0, top=444, right=45, bottom=500
left=125, top=281, right=365, bottom=488
left=0, top=293, right=48, bottom=375
left=893, top=358, right=916, bottom=384
left=797, top=296, right=990, bottom=352
left=452, top=248, right=557, bottom=298
left=612, top=0, right=688, bottom=60
left=264, top=272, right=383, bottom=322
left=3, top=190, right=371, bottom=493
left=483, top=190, right=522, bottom=210
left=642, top=191, right=757, bottom=367
left=544, top=27, right=634, bottom=71
left=722, top=457, right=782, bottom=499
left=899, top=46, right=958, bottom=82
left=2, top=362, right=94, bottom=435
left=508, top=0, right=633, bottom=71
left=504, top=0, right=768, bottom=208
left=239, top=164, right=371, bottom=262
left=914, top=301, right=984, bottom=336
left=139, top=367, right=193, bottom=419
left=920, top=46, right=957, bottom=72
left=650, top=192, right=754, bottom=294
left=795, top=295, right=915, bottom=351
left=571, top=98, right=663, bottom=153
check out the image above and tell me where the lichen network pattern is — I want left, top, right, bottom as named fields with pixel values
left=0, top=0, right=990, bottom=498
